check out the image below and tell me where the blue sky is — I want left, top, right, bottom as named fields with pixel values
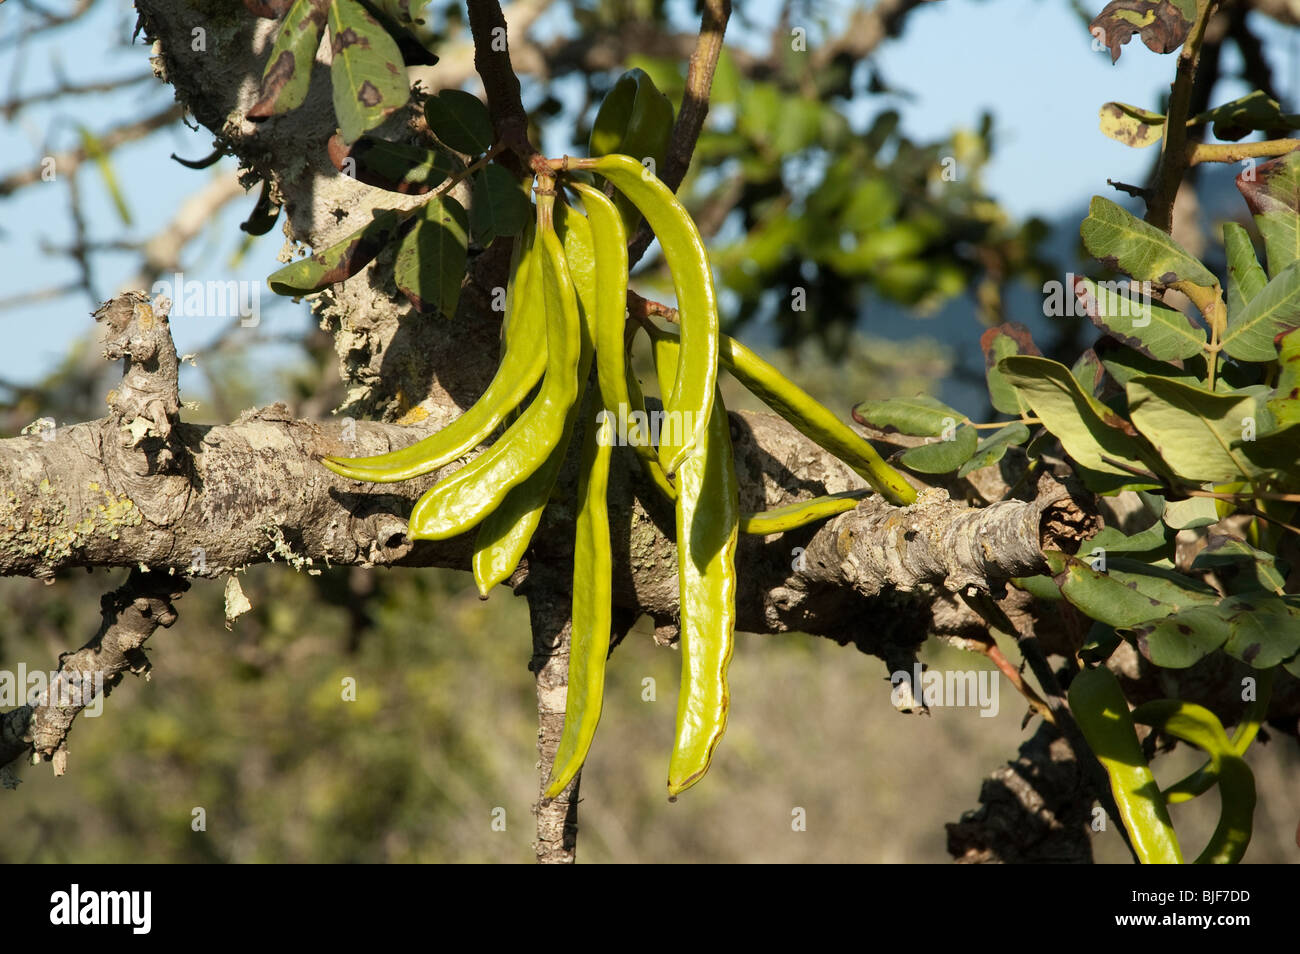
left=1, top=0, right=1298, bottom=397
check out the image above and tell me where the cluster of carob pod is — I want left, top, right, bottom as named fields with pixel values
left=322, top=72, right=916, bottom=797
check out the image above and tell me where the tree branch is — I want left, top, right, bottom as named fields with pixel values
left=628, top=0, right=731, bottom=268
left=526, top=582, right=579, bottom=864
left=0, top=568, right=188, bottom=780
left=1144, top=0, right=1220, bottom=232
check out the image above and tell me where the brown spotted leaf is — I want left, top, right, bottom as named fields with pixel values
left=267, top=207, right=407, bottom=295
left=364, top=0, right=425, bottom=26
left=394, top=196, right=469, bottom=317
left=247, top=0, right=330, bottom=121
left=356, top=0, right=437, bottom=65
left=328, top=0, right=410, bottom=144
left=1043, top=551, right=1216, bottom=630
left=327, top=133, right=452, bottom=193
left=1236, top=149, right=1300, bottom=278
left=1126, top=605, right=1230, bottom=668
left=1219, top=595, right=1300, bottom=668
left=1090, top=0, right=1196, bottom=64
left=1098, top=102, right=1164, bottom=148
left=1269, top=328, right=1300, bottom=426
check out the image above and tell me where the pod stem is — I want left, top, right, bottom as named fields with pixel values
left=535, top=173, right=557, bottom=229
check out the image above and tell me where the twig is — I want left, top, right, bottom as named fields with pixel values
left=1106, top=178, right=1151, bottom=199
left=0, top=570, right=189, bottom=779
left=627, top=0, right=731, bottom=269
left=0, top=104, right=184, bottom=197
left=1144, top=0, right=1221, bottom=232
left=1189, top=139, right=1300, bottom=165
left=1, top=71, right=154, bottom=119
left=466, top=0, right=542, bottom=176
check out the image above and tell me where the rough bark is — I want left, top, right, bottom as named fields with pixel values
left=1, top=0, right=1292, bottom=863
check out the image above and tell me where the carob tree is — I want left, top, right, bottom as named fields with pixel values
left=1, top=0, right=1298, bottom=864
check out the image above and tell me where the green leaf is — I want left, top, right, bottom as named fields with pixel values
left=851, top=395, right=966, bottom=437
left=1223, top=221, right=1268, bottom=320
left=1095, top=339, right=1203, bottom=390
left=1191, top=90, right=1300, bottom=142
left=1044, top=552, right=1179, bottom=629
left=1075, top=276, right=1205, bottom=361
left=239, top=179, right=282, bottom=236
left=266, top=207, right=407, bottom=295
left=1269, top=329, right=1300, bottom=426
left=1286, top=654, right=1300, bottom=680
left=1162, top=495, right=1220, bottom=529
left=1220, top=595, right=1300, bottom=668
left=469, top=164, right=531, bottom=246
left=247, top=0, right=329, bottom=121
left=1220, top=259, right=1300, bottom=362
left=328, top=0, right=410, bottom=144
left=956, top=422, right=1030, bottom=478
left=327, top=133, right=451, bottom=194
left=355, top=0, right=437, bottom=66
left=424, top=89, right=493, bottom=156
left=365, top=0, right=426, bottom=25
left=1090, top=0, right=1196, bottom=64
left=1071, top=348, right=1106, bottom=397
left=1106, top=555, right=1220, bottom=608
left=1085, top=518, right=1176, bottom=564
left=393, top=196, right=469, bottom=317
left=1010, top=574, right=1063, bottom=602
left=1126, top=605, right=1230, bottom=668
left=1236, top=149, right=1300, bottom=277
left=1126, top=376, right=1267, bottom=482
left=900, top=424, right=978, bottom=474
left=1080, top=621, right=1123, bottom=664
left=1098, top=102, right=1164, bottom=148
left=1081, top=196, right=1219, bottom=290
left=1191, top=535, right=1287, bottom=594
left=979, top=323, right=1038, bottom=414
left=998, top=355, right=1159, bottom=490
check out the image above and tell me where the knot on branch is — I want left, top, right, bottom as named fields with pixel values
left=96, top=290, right=183, bottom=460
left=95, top=291, right=193, bottom=525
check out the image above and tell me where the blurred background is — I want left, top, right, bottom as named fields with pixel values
left=0, top=0, right=1297, bottom=862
